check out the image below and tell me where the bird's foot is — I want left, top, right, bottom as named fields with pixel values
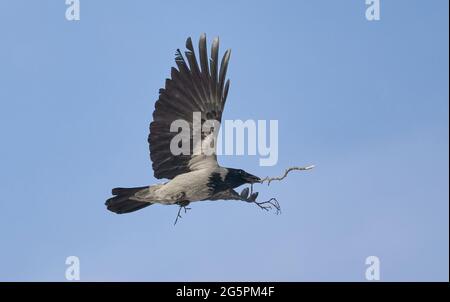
left=174, top=200, right=191, bottom=225
left=239, top=188, right=281, bottom=215
left=240, top=187, right=250, bottom=199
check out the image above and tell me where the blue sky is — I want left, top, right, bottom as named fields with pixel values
left=0, top=0, right=448, bottom=281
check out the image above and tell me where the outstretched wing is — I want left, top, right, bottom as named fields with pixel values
left=148, top=34, right=231, bottom=179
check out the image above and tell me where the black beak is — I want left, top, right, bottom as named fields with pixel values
left=244, top=173, right=261, bottom=184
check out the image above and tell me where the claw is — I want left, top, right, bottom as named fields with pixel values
left=174, top=202, right=191, bottom=225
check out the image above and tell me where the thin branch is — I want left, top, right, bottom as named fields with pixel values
left=259, top=165, right=315, bottom=186
left=253, top=197, right=281, bottom=215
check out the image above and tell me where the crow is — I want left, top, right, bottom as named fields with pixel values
left=105, top=34, right=279, bottom=221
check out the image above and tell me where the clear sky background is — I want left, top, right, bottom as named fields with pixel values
left=0, top=0, right=448, bottom=281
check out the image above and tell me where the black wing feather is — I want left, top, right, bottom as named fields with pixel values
left=148, top=34, right=231, bottom=179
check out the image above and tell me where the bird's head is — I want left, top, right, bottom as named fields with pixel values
left=225, top=168, right=261, bottom=188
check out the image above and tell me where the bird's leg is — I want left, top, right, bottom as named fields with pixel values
left=239, top=184, right=254, bottom=199
left=240, top=187, right=250, bottom=199
left=174, top=200, right=191, bottom=225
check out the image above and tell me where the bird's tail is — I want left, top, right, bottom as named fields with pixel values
left=105, top=186, right=152, bottom=214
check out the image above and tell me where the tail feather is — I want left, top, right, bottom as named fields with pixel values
left=106, top=186, right=152, bottom=214
left=111, top=186, right=147, bottom=196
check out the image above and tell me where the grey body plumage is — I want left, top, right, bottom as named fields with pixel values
left=105, top=34, right=263, bottom=216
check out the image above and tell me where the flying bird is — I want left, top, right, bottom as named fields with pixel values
left=105, top=34, right=280, bottom=222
